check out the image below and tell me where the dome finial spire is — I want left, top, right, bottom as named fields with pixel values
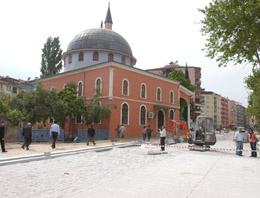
left=105, top=2, right=113, bottom=30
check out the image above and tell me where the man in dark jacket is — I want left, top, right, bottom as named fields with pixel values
left=22, top=123, right=32, bottom=150
left=87, top=125, right=96, bottom=146
left=0, top=120, right=7, bottom=152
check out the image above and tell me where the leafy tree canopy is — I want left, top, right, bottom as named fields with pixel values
left=41, top=36, right=63, bottom=78
left=245, top=69, right=260, bottom=123
left=7, top=109, right=24, bottom=127
left=58, top=82, right=86, bottom=119
left=199, top=0, right=260, bottom=68
left=0, top=92, right=11, bottom=121
left=168, top=70, right=196, bottom=92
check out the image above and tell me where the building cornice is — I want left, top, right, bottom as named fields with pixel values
left=62, top=48, right=136, bottom=65
left=41, top=61, right=181, bottom=86
left=180, top=85, right=194, bottom=97
left=86, top=95, right=180, bottom=109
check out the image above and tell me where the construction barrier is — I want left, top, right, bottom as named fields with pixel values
left=131, top=143, right=260, bottom=153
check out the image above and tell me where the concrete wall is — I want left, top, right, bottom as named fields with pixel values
left=5, top=127, right=19, bottom=142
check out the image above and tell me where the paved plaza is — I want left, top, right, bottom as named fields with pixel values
left=1, top=133, right=260, bottom=198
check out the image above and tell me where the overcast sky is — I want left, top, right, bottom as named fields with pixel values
left=0, top=0, right=252, bottom=107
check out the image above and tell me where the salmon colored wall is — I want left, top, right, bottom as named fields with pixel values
left=112, top=66, right=179, bottom=106
left=42, top=64, right=191, bottom=139
left=180, top=90, right=191, bottom=104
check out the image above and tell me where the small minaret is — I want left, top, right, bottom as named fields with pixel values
left=105, top=3, right=113, bottom=30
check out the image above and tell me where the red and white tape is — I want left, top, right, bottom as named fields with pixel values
left=132, top=143, right=259, bottom=153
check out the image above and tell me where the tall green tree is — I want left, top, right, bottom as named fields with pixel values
left=41, top=36, right=63, bottom=78
left=185, top=63, right=189, bottom=80
left=199, top=0, right=260, bottom=68
left=58, top=82, right=86, bottom=137
left=23, top=83, right=57, bottom=124
left=6, top=109, right=24, bottom=127
left=245, top=69, right=260, bottom=123
left=168, top=70, right=196, bottom=92
left=168, top=70, right=196, bottom=122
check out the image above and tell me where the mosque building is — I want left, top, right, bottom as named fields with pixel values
left=42, top=5, right=193, bottom=138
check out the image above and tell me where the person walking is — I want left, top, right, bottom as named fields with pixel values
left=115, top=125, right=120, bottom=139
left=159, top=126, right=166, bottom=151
left=142, top=126, right=147, bottom=141
left=234, top=127, right=244, bottom=156
left=120, top=124, right=126, bottom=139
left=0, top=121, right=7, bottom=153
left=147, top=125, right=153, bottom=142
left=87, top=125, right=96, bottom=146
left=50, top=121, right=60, bottom=149
left=249, top=128, right=257, bottom=157
left=22, top=123, right=32, bottom=150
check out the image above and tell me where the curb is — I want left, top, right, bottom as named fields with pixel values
left=0, top=143, right=131, bottom=166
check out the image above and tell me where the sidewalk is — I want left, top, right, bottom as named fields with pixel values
left=0, top=138, right=159, bottom=159
left=1, top=134, right=260, bottom=198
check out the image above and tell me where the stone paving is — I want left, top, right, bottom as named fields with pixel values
left=1, top=133, right=260, bottom=198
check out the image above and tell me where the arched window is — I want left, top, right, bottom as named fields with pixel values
left=93, top=51, right=99, bottom=61
left=121, top=103, right=129, bottom=125
left=108, top=53, right=114, bottom=61
left=122, top=79, right=129, bottom=96
left=156, top=87, right=162, bottom=101
left=170, top=90, right=174, bottom=104
left=78, top=81, right=83, bottom=96
left=49, top=116, right=54, bottom=124
left=78, top=52, right=84, bottom=62
left=76, top=114, right=83, bottom=124
left=140, top=105, right=146, bottom=126
left=169, top=109, right=174, bottom=120
left=140, top=83, right=146, bottom=99
left=95, top=78, right=102, bottom=95
left=121, top=56, right=126, bottom=64
left=69, top=54, right=72, bottom=64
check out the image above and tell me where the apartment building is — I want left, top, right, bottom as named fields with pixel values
left=147, top=62, right=201, bottom=116
left=200, top=91, right=222, bottom=128
left=221, top=97, right=229, bottom=128
left=0, top=76, right=35, bottom=95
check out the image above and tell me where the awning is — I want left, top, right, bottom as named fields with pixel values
left=153, top=104, right=179, bottom=109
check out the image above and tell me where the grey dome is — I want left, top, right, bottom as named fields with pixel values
left=67, top=28, right=133, bottom=56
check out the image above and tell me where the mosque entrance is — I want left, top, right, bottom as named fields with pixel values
left=157, top=110, right=164, bottom=131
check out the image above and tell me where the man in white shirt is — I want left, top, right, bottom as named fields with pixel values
left=234, top=128, right=244, bottom=156
left=50, top=121, right=60, bottom=149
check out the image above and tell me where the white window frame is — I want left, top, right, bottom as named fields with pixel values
left=121, top=102, right=130, bottom=125
left=169, top=109, right=175, bottom=120
left=77, top=81, right=84, bottom=96
left=169, top=90, right=174, bottom=104
left=156, top=87, right=162, bottom=102
left=48, top=116, right=54, bottom=124
left=95, top=77, right=102, bottom=95
left=122, top=78, right=130, bottom=96
left=140, top=83, right=147, bottom=99
left=75, top=114, right=83, bottom=124
left=139, top=104, right=147, bottom=126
